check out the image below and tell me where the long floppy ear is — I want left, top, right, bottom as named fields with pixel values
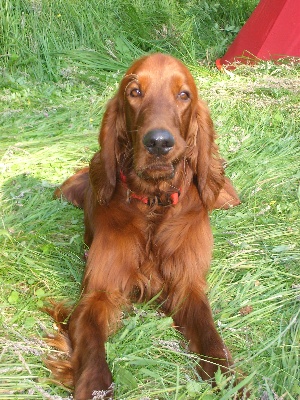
left=89, top=95, right=125, bottom=204
left=213, top=176, right=241, bottom=210
left=190, top=99, right=225, bottom=209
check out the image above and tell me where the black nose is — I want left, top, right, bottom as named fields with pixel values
left=143, top=129, right=175, bottom=156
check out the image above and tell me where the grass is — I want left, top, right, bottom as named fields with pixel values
left=1, top=1, right=299, bottom=399
left=1, top=0, right=257, bottom=80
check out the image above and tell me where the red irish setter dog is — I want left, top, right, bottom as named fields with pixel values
left=45, top=53, right=242, bottom=399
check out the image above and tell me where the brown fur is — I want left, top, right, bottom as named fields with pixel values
left=46, top=53, right=244, bottom=399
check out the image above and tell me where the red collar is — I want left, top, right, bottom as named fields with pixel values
left=120, top=171, right=180, bottom=206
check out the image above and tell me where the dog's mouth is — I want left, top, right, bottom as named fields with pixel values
left=136, top=162, right=175, bottom=181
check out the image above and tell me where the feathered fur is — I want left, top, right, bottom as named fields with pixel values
left=46, top=53, right=244, bottom=399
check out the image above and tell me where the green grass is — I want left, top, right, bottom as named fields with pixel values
left=1, top=0, right=258, bottom=80
left=1, top=1, right=300, bottom=399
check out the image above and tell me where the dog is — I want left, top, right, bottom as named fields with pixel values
left=45, top=53, right=242, bottom=399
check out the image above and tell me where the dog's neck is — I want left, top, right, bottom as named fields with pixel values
left=120, top=171, right=180, bottom=206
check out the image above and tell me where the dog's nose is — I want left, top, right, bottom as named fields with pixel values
left=143, top=129, right=175, bottom=156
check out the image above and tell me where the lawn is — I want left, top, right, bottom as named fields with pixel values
left=0, top=1, right=299, bottom=399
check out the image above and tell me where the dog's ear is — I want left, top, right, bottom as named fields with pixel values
left=213, top=176, right=241, bottom=210
left=90, top=96, right=125, bottom=204
left=189, top=99, right=225, bottom=209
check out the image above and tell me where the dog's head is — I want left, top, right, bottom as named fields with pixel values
left=90, top=53, right=224, bottom=208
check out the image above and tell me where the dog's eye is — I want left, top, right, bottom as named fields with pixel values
left=130, top=88, right=142, bottom=98
left=178, top=91, right=190, bottom=101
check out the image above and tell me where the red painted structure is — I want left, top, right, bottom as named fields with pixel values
left=216, top=0, right=300, bottom=69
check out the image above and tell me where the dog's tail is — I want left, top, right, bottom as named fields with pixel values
left=43, top=301, right=74, bottom=389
